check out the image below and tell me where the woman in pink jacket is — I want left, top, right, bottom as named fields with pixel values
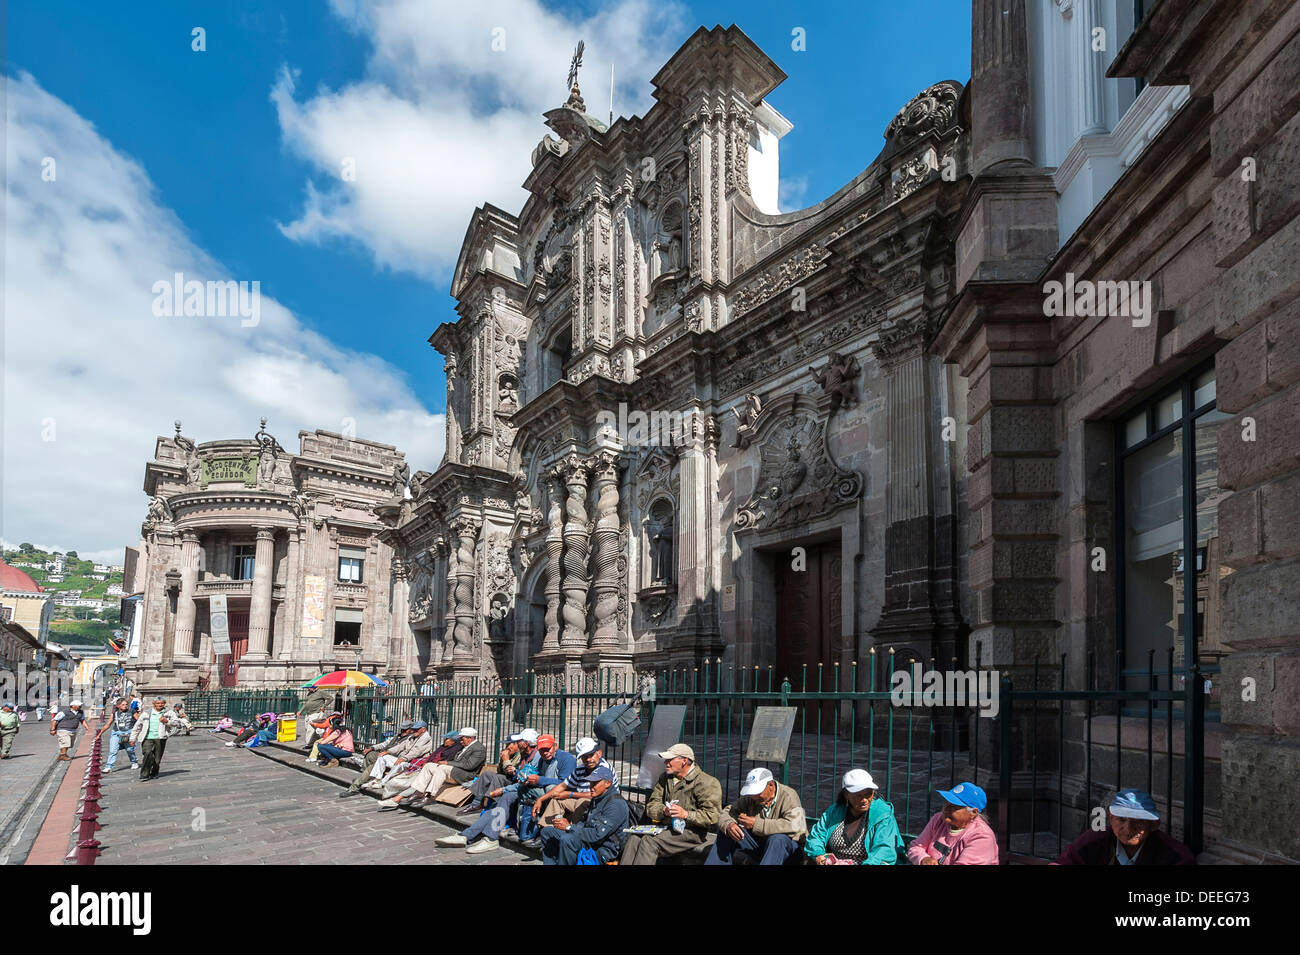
left=907, top=782, right=999, bottom=865
left=312, top=715, right=356, bottom=767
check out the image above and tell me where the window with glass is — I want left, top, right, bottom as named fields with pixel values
left=232, top=544, right=256, bottom=581
left=338, top=547, right=365, bottom=584
left=1118, top=364, right=1230, bottom=716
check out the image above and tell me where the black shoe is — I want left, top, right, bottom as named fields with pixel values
left=339, top=789, right=360, bottom=798
left=520, top=837, right=543, bottom=850
left=457, top=804, right=482, bottom=816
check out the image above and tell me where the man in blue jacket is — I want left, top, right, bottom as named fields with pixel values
left=539, top=767, right=627, bottom=865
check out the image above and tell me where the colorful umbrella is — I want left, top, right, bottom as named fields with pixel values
left=300, top=670, right=388, bottom=689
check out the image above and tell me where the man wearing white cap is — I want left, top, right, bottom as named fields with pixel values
left=49, top=699, right=86, bottom=761
left=460, top=728, right=538, bottom=814
left=534, top=736, right=617, bottom=828
left=805, top=769, right=903, bottom=865
left=620, top=743, right=722, bottom=865
left=375, top=727, right=485, bottom=810
left=706, top=767, right=807, bottom=865
left=1054, top=788, right=1195, bottom=865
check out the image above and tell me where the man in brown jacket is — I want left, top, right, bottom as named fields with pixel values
left=620, top=743, right=722, bottom=865
left=705, top=767, right=806, bottom=865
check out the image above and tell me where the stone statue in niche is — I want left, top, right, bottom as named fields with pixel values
left=732, top=392, right=762, bottom=448
left=498, top=374, right=519, bottom=414
left=647, top=503, right=675, bottom=585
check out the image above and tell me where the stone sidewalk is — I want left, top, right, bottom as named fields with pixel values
left=0, top=718, right=78, bottom=864
left=91, top=732, right=539, bottom=865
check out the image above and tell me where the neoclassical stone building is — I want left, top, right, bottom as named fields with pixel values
left=385, top=26, right=971, bottom=690
left=127, top=421, right=409, bottom=692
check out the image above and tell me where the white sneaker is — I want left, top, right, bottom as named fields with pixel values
left=435, top=835, right=467, bottom=847
left=225, top=741, right=236, bottom=747
left=466, top=839, right=499, bottom=854
left=104, top=766, right=113, bottom=773
left=131, top=763, right=139, bottom=770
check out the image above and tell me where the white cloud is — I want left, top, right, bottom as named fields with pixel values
left=778, top=175, right=809, bottom=213
left=2, top=73, right=443, bottom=559
left=275, top=0, right=688, bottom=278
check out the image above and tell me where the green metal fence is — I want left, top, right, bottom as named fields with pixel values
left=182, top=648, right=984, bottom=842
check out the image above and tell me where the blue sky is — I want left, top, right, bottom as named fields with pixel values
left=5, top=0, right=969, bottom=560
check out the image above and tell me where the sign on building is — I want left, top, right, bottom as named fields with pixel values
left=209, top=593, right=231, bottom=655
left=302, top=574, right=326, bottom=646
left=200, top=456, right=257, bottom=487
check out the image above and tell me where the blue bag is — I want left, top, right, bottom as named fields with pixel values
left=576, top=848, right=599, bottom=866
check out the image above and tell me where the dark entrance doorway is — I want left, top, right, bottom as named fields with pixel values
left=774, top=541, right=842, bottom=710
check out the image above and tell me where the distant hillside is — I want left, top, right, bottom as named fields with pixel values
left=4, top=545, right=124, bottom=625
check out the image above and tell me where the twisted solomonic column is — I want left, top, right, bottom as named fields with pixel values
left=558, top=456, right=591, bottom=649
left=542, top=477, right=564, bottom=652
left=589, top=451, right=623, bottom=649
left=451, top=519, right=479, bottom=661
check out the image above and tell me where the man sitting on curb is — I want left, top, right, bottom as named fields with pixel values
left=534, top=737, right=617, bottom=829
left=376, top=727, right=485, bottom=810
left=1054, top=789, right=1195, bottom=865
left=339, top=721, right=429, bottom=797
left=540, top=766, right=628, bottom=865
left=620, top=743, right=722, bottom=865
left=706, top=767, right=806, bottom=866
left=459, top=729, right=537, bottom=815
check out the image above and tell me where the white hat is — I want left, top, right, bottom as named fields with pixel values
left=842, top=769, right=878, bottom=793
left=509, top=729, right=539, bottom=746
left=574, top=736, right=600, bottom=757
left=458, top=727, right=477, bottom=738
left=740, top=767, right=775, bottom=796
left=70, top=700, right=83, bottom=706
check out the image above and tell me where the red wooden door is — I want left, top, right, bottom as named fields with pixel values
left=219, top=610, right=250, bottom=688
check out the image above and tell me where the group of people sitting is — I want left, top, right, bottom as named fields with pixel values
left=217, top=708, right=1196, bottom=866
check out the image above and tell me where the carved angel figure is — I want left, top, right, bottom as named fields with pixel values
left=393, top=460, right=411, bottom=497
left=147, top=495, right=171, bottom=525
left=811, top=352, right=860, bottom=413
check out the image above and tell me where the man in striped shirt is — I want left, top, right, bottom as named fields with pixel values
left=534, top=737, right=618, bottom=828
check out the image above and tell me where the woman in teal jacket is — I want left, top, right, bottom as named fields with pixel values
left=805, top=769, right=903, bottom=865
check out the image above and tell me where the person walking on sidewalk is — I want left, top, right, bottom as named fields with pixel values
left=49, top=700, right=86, bottom=761
left=130, top=697, right=177, bottom=780
left=1, top=703, right=19, bottom=759
left=97, top=698, right=139, bottom=772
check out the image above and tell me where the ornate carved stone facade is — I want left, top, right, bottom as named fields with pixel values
left=390, top=26, right=970, bottom=685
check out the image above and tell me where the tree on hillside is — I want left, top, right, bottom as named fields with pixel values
left=66, top=551, right=79, bottom=560
left=19, top=542, right=35, bottom=553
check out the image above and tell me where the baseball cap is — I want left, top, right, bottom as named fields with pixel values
left=442, top=729, right=458, bottom=740
left=1110, top=788, right=1159, bottom=821
left=510, top=729, right=539, bottom=745
left=70, top=700, right=83, bottom=706
left=458, top=727, right=477, bottom=738
left=575, top=736, right=600, bottom=757
left=937, top=782, right=987, bottom=811
left=842, top=769, right=878, bottom=793
left=658, top=743, right=695, bottom=762
left=740, top=767, right=775, bottom=796
left=537, top=734, right=557, bottom=750
left=398, top=720, right=415, bottom=730
left=409, top=720, right=427, bottom=730
left=587, top=764, right=617, bottom=786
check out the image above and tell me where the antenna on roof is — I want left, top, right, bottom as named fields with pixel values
left=609, top=63, right=615, bottom=127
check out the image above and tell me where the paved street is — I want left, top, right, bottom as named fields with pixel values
left=93, top=733, right=538, bottom=865
left=1, top=716, right=75, bottom=863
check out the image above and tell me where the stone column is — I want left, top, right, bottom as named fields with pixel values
left=451, top=518, right=479, bottom=662
left=674, top=413, right=721, bottom=653
left=389, top=557, right=410, bottom=677
left=157, top=569, right=182, bottom=675
left=589, top=451, right=623, bottom=649
left=970, top=0, right=1032, bottom=173
left=173, top=530, right=201, bottom=659
left=441, top=535, right=456, bottom=666
left=280, top=528, right=301, bottom=661
left=246, top=526, right=275, bottom=658
left=558, top=456, right=591, bottom=650
left=1075, top=0, right=1107, bottom=136
left=542, top=477, right=564, bottom=652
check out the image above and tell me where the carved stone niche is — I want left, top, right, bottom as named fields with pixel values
left=734, top=393, right=863, bottom=534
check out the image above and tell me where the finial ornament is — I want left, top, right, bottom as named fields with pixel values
left=567, top=40, right=585, bottom=95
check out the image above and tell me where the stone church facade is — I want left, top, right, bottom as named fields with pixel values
left=386, top=26, right=971, bottom=692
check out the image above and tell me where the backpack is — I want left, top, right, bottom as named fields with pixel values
left=593, top=699, right=640, bottom=746
left=576, top=847, right=600, bottom=866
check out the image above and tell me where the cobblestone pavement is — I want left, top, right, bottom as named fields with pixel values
left=94, top=734, right=539, bottom=865
left=1, top=718, right=75, bottom=862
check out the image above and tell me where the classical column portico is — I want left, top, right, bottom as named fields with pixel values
left=246, top=526, right=275, bottom=658
left=173, top=530, right=201, bottom=659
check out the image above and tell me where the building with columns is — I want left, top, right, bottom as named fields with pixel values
left=126, top=421, right=409, bottom=693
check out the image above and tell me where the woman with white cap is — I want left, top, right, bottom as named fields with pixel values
left=805, top=769, right=904, bottom=865
left=906, top=782, right=999, bottom=865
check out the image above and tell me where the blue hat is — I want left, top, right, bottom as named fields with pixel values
left=1110, top=789, right=1159, bottom=821
left=586, top=764, right=617, bottom=786
left=410, top=720, right=427, bottom=730
left=937, top=782, right=987, bottom=812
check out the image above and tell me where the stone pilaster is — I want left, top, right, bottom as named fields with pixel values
left=589, top=451, right=623, bottom=649
left=674, top=411, right=721, bottom=655
left=173, top=530, right=200, bottom=659
left=441, top=535, right=456, bottom=666
left=246, top=526, right=275, bottom=658
left=389, top=556, right=410, bottom=678
left=558, top=456, right=591, bottom=649
left=970, top=0, right=1032, bottom=173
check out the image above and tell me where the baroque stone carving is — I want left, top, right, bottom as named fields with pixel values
left=810, top=352, right=861, bottom=413
left=731, top=245, right=827, bottom=316
left=589, top=451, right=622, bottom=648
left=884, top=81, right=961, bottom=147
left=732, top=392, right=763, bottom=448
left=735, top=406, right=863, bottom=533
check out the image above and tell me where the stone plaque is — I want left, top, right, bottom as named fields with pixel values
left=745, top=706, right=798, bottom=763
left=201, top=455, right=256, bottom=487
left=635, top=704, right=687, bottom=789
left=209, top=593, right=232, bottom=655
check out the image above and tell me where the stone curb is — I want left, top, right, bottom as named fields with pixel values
left=221, top=731, right=543, bottom=861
